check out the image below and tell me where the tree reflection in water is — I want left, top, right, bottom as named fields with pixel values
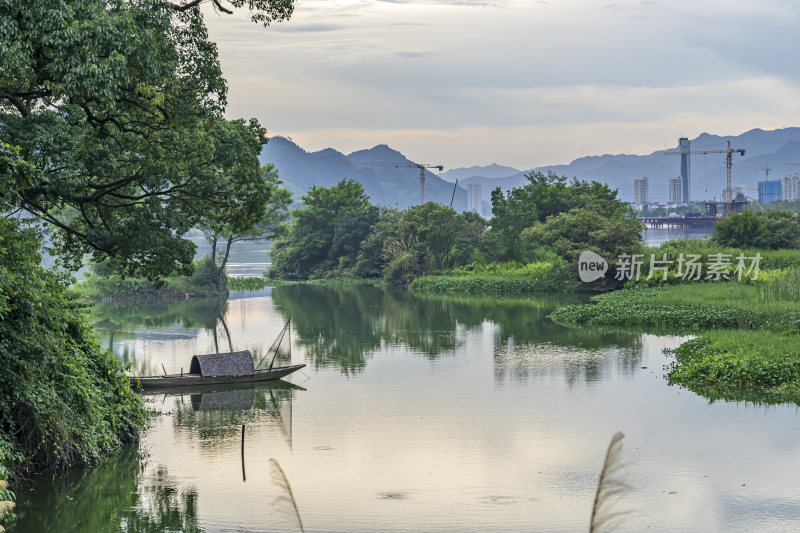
left=13, top=448, right=202, bottom=533
left=272, top=284, right=643, bottom=384
left=14, top=381, right=301, bottom=533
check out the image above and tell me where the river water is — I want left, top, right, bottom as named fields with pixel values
left=11, top=284, right=800, bottom=532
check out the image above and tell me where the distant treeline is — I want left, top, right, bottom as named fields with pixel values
left=269, top=171, right=644, bottom=286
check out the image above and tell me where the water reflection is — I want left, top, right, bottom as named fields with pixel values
left=14, top=449, right=202, bottom=533
left=14, top=380, right=301, bottom=533
left=272, top=285, right=642, bottom=382
left=169, top=381, right=300, bottom=445
left=15, top=286, right=800, bottom=532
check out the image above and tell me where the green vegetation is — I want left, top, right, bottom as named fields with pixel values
left=227, top=276, right=383, bottom=292
left=0, top=219, right=147, bottom=475
left=73, top=258, right=229, bottom=300
left=551, top=256, right=800, bottom=398
left=270, top=171, right=643, bottom=288
left=410, top=275, right=564, bottom=295
left=550, top=284, right=800, bottom=332
left=667, top=331, right=800, bottom=396
left=712, top=211, right=800, bottom=249
left=1, top=0, right=298, bottom=489
left=410, top=261, right=565, bottom=295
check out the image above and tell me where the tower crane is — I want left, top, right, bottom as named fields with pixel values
left=335, top=161, right=444, bottom=205
left=665, top=140, right=745, bottom=216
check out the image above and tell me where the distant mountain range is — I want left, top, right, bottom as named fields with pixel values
left=260, top=127, right=800, bottom=213
left=439, top=163, right=521, bottom=182
left=259, top=138, right=466, bottom=211
left=453, top=128, right=800, bottom=205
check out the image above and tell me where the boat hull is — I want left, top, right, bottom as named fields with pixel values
left=131, top=364, right=306, bottom=389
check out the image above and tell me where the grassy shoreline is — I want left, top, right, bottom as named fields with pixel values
left=550, top=280, right=800, bottom=399
left=410, top=274, right=566, bottom=295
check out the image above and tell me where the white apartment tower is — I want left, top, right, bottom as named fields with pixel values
left=669, top=176, right=683, bottom=204
left=634, top=177, right=649, bottom=205
left=783, top=174, right=800, bottom=202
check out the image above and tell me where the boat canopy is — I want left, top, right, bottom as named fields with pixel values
left=189, top=351, right=255, bottom=378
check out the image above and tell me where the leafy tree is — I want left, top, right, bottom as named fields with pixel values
left=199, top=159, right=292, bottom=286
left=380, top=204, right=485, bottom=284
left=712, top=211, right=800, bottom=249
left=487, top=170, right=629, bottom=261
left=270, top=179, right=379, bottom=278
left=523, top=208, right=644, bottom=283
left=0, top=0, right=292, bottom=279
left=352, top=208, right=402, bottom=278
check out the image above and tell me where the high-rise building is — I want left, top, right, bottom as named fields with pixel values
left=679, top=137, right=690, bottom=203
left=633, top=177, right=649, bottom=205
left=783, top=174, right=800, bottom=202
left=758, top=180, right=782, bottom=203
left=467, top=183, right=482, bottom=213
left=669, top=176, right=683, bottom=204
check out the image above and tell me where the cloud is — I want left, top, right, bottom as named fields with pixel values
left=205, top=0, right=800, bottom=168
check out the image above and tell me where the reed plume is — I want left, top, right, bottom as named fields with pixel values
left=269, top=458, right=304, bottom=532
left=589, top=432, right=631, bottom=533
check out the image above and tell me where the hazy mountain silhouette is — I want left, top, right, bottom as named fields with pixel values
left=440, top=163, right=521, bottom=182
left=458, top=127, right=800, bottom=205
left=260, top=128, right=800, bottom=213
left=259, top=138, right=466, bottom=211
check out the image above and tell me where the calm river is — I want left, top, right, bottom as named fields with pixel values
left=11, top=285, right=800, bottom=532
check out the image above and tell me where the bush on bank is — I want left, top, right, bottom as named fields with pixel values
left=551, top=270, right=800, bottom=397
left=73, top=257, right=227, bottom=300
left=667, top=331, right=800, bottom=395
left=0, top=220, right=147, bottom=478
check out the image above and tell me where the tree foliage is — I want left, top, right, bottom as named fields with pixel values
left=487, top=171, right=631, bottom=262
left=0, top=216, right=147, bottom=473
left=0, top=0, right=287, bottom=279
left=712, top=211, right=800, bottom=250
left=270, top=179, right=379, bottom=278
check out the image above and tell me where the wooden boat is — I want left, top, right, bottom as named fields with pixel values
left=131, top=320, right=304, bottom=390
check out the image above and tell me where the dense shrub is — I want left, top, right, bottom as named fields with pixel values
left=712, top=211, right=800, bottom=249
left=0, top=220, right=146, bottom=474
left=667, top=332, right=800, bottom=392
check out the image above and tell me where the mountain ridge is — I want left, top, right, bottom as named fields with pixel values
left=259, top=127, right=800, bottom=213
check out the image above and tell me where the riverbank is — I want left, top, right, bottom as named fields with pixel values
left=73, top=274, right=228, bottom=301
left=550, top=277, right=800, bottom=398
left=408, top=261, right=574, bottom=296
left=229, top=276, right=384, bottom=292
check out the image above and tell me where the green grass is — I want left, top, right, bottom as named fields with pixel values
left=551, top=253, right=800, bottom=398
left=72, top=274, right=225, bottom=300
left=410, top=261, right=566, bottom=295
left=443, top=261, right=554, bottom=277
left=229, top=276, right=384, bottom=291
left=227, top=277, right=271, bottom=291
left=667, top=331, right=800, bottom=396
left=410, top=274, right=565, bottom=295
left=550, top=283, right=800, bottom=332
left=630, top=239, right=800, bottom=287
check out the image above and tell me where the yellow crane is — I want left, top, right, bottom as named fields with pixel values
left=665, top=140, right=745, bottom=216
left=337, top=161, right=444, bottom=205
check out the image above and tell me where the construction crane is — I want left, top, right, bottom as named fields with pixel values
left=759, top=164, right=772, bottom=181
left=665, top=140, right=745, bottom=216
left=335, top=161, right=444, bottom=205
left=449, top=179, right=458, bottom=209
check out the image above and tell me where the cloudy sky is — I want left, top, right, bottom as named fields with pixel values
left=204, top=0, right=800, bottom=169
